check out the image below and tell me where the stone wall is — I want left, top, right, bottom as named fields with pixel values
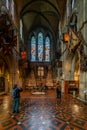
left=74, top=0, right=87, bottom=101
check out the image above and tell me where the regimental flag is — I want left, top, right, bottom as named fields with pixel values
left=12, top=35, right=17, bottom=46
left=5, top=24, right=12, bottom=33
left=21, top=51, right=27, bottom=59
left=80, top=55, right=87, bottom=71
left=68, top=28, right=80, bottom=52
left=0, top=15, right=6, bottom=35
left=3, top=44, right=12, bottom=55
left=0, top=37, right=3, bottom=47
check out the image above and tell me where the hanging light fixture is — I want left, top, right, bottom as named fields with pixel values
left=63, top=32, right=69, bottom=43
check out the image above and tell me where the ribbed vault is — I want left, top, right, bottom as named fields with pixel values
left=14, top=0, right=67, bottom=38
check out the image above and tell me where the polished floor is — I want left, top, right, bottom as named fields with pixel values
left=0, top=90, right=87, bottom=130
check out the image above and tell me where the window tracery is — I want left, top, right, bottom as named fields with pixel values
left=30, top=32, right=50, bottom=62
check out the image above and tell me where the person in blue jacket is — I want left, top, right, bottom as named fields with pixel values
left=11, top=84, right=23, bottom=113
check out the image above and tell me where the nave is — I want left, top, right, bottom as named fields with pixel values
left=0, top=90, right=87, bottom=130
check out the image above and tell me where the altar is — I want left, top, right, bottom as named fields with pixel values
left=32, top=91, right=45, bottom=95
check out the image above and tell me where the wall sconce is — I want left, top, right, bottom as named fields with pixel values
left=63, top=33, right=69, bottom=43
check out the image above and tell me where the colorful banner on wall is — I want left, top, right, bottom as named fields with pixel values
left=80, top=55, right=87, bottom=71
left=68, top=28, right=80, bottom=52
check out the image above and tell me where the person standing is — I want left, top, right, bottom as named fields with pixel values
left=56, top=82, right=61, bottom=98
left=58, top=82, right=61, bottom=98
left=11, top=84, right=23, bottom=113
left=55, top=84, right=59, bottom=98
left=44, top=85, right=47, bottom=94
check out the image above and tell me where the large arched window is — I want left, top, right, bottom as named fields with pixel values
left=38, top=32, right=43, bottom=61
left=31, top=35, right=36, bottom=61
left=30, top=32, right=51, bottom=62
left=45, top=36, right=50, bottom=61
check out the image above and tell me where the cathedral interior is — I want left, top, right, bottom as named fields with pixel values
left=0, top=0, right=87, bottom=130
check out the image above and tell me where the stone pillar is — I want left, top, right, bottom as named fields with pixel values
left=5, top=78, right=9, bottom=93
left=78, top=0, right=87, bottom=103
left=61, top=73, right=65, bottom=93
left=79, top=72, right=87, bottom=103
left=71, top=56, right=76, bottom=80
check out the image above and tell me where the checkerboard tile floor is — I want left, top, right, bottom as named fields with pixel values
left=0, top=90, right=87, bottom=130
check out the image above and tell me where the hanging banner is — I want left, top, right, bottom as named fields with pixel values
left=68, top=28, right=80, bottom=52
left=21, top=51, right=27, bottom=59
left=80, top=55, right=87, bottom=71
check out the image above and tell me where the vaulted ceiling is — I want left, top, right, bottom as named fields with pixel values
left=14, top=0, right=67, bottom=38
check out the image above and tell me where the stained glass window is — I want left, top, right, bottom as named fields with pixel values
left=38, top=67, right=44, bottom=76
left=38, top=32, right=43, bottom=61
left=30, top=32, right=51, bottom=62
left=45, top=36, right=50, bottom=61
left=31, top=36, right=36, bottom=61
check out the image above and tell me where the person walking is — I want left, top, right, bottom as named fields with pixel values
left=56, top=82, right=61, bottom=99
left=11, top=84, right=23, bottom=113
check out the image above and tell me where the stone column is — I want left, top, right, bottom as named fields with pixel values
left=78, top=0, right=87, bottom=103
left=61, top=73, right=65, bottom=93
